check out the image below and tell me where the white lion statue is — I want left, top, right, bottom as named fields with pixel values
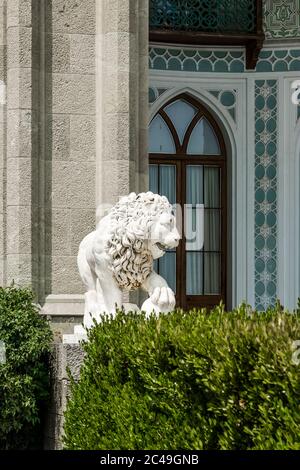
left=78, top=191, right=180, bottom=328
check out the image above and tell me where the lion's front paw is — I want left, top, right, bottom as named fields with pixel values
left=150, top=286, right=176, bottom=313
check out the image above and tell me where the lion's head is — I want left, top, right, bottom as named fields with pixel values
left=105, top=191, right=180, bottom=291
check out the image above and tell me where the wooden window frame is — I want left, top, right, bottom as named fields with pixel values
left=149, top=93, right=227, bottom=310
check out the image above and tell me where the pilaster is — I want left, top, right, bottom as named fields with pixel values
left=6, top=0, right=40, bottom=291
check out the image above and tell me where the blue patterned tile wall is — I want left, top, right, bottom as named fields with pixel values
left=149, top=47, right=300, bottom=72
left=254, top=80, right=278, bottom=310
left=149, top=47, right=244, bottom=72
left=208, top=89, right=237, bottom=122
left=256, top=49, right=300, bottom=72
left=264, top=0, right=300, bottom=39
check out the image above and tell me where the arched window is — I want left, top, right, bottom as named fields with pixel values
left=149, top=94, right=227, bottom=310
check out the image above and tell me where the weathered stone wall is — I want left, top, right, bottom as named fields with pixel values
left=2, top=0, right=41, bottom=293
left=44, top=0, right=97, bottom=300
left=95, top=0, right=149, bottom=210
left=95, top=0, right=149, bottom=307
left=0, top=0, right=149, bottom=320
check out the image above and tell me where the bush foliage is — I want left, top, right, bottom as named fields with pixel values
left=63, top=304, right=300, bottom=450
left=0, top=286, right=52, bottom=449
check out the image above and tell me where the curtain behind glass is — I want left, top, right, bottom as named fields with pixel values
left=186, top=165, right=220, bottom=295
left=186, top=165, right=203, bottom=295
left=160, top=165, right=176, bottom=205
left=149, top=164, right=176, bottom=293
left=204, top=167, right=220, bottom=294
left=149, top=165, right=158, bottom=193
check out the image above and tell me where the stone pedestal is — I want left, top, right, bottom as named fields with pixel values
left=44, top=342, right=85, bottom=450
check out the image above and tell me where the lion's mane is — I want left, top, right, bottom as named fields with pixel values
left=105, top=191, right=173, bottom=290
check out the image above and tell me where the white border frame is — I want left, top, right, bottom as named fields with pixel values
left=278, top=76, right=300, bottom=309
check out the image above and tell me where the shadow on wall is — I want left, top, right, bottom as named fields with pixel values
left=44, top=0, right=53, bottom=303
left=31, top=1, right=53, bottom=305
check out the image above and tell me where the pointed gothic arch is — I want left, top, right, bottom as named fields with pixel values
left=149, top=93, right=227, bottom=309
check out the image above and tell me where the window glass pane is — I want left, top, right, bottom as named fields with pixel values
left=204, top=253, right=220, bottom=294
left=164, top=99, right=197, bottom=143
left=185, top=207, right=204, bottom=251
left=160, top=165, right=176, bottom=205
left=186, top=165, right=204, bottom=251
left=186, top=252, right=203, bottom=295
left=149, top=164, right=158, bottom=193
left=159, top=251, right=176, bottom=294
left=150, top=164, right=176, bottom=294
left=149, top=114, right=176, bottom=153
left=186, top=165, right=203, bottom=205
left=204, top=166, right=220, bottom=207
left=187, top=118, right=220, bottom=155
left=204, top=210, right=220, bottom=251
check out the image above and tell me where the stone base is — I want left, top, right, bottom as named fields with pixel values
left=62, top=302, right=141, bottom=344
left=63, top=324, right=88, bottom=344
left=41, top=294, right=85, bottom=316
left=43, top=342, right=85, bottom=450
left=41, top=295, right=85, bottom=340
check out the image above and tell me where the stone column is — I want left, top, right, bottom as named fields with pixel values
left=95, top=0, right=149, bottom=307
left=42, top=0, right=97, bottom=318
left=95, top=0, right=149, bottom=215
left=5, top=0, right=40, bottom=292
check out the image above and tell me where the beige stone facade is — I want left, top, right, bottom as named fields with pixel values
left=0, top=0, right=149, bottom=322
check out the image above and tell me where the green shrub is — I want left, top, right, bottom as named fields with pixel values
left=0, top=286, right=52, bottom=449
left=63, top=304, right=300, bottom=450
